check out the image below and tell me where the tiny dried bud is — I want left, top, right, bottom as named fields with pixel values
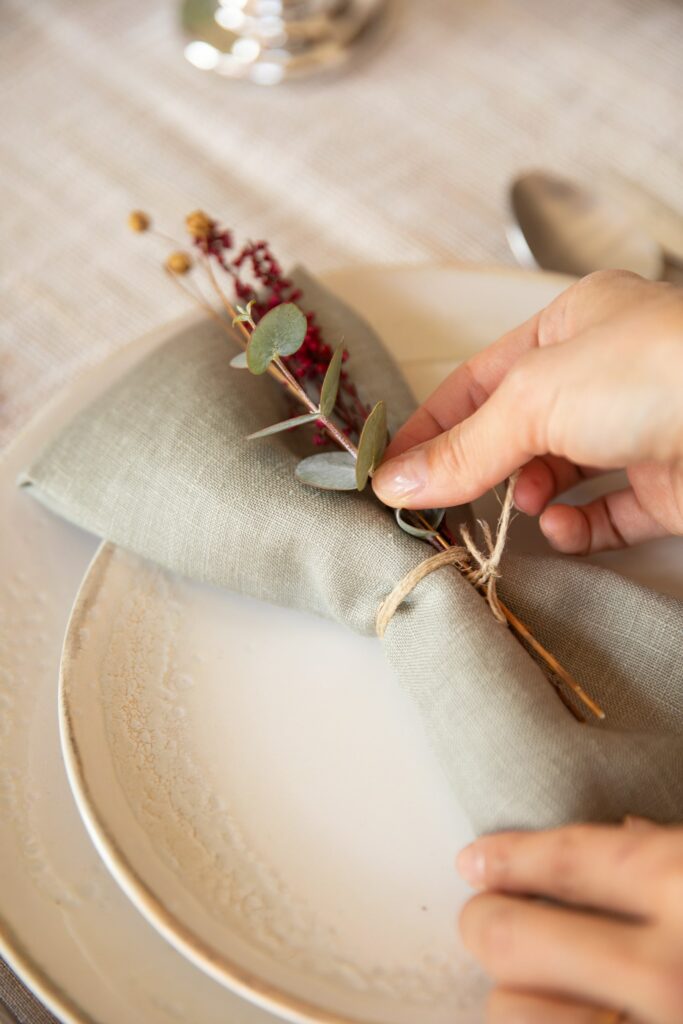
left=185, top=210, right=213, bottom=239
left=166, top=251, right=192, bottom=275
left=128, top=210, right=150, bottom=232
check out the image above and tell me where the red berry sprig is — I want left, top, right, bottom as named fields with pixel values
left=184, top=211, right=369, bottom=444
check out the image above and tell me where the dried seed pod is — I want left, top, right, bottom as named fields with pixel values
left=165, top=251, right=192, bottom=275
left=185, top=210, right=213, bottom=239
left=128, top=210, right=150, bottom=232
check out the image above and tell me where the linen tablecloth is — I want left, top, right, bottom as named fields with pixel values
left=1, top=0, right=682, bottom=1020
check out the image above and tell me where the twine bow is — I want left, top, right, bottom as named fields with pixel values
left=375, top=472, right=519, bottom=637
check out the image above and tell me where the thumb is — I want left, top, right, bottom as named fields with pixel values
left=372, top=358, right=539, bottom=508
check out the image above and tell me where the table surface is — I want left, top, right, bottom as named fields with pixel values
left=1, top=0, right=682, bottom=1020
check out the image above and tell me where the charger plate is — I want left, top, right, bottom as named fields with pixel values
left=5, top=264, right=682, bottom=1024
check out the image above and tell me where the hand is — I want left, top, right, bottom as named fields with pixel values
left=455, top=820, right=683, bottom=1023
left=372, top=271, right=683, bottom=554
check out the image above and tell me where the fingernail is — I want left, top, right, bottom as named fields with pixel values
left=456, top=843, right=486, bottom=887
left=372, top=449, right=428, bottom=503
left=538, top=509, right=553, bottom=535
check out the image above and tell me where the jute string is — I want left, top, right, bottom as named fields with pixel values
left=376, top=472, right=519, bottom=637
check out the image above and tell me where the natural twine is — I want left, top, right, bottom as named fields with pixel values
left=376, top=472, right=519, bottom=638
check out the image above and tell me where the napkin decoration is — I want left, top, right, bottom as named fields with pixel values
left=22, top=214, right=683, bottom=834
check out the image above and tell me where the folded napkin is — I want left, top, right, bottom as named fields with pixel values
left=23, top=269, right=683, bottom=834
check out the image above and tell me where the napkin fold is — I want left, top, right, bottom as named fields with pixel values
left=23, top=269, right=683, bottom=834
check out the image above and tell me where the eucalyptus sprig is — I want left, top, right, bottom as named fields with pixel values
left=233, top=300, right=388, bottom=492
left=129, top=208, right=604, bottom=724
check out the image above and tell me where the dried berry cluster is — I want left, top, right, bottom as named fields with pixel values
left=129, top=209, right=370, bottom=445
left=186, top=212, right=368, bottom=444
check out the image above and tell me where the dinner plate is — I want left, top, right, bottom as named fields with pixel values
left=56, top=264, right=683, bottom=1023
left=6, top=263, right=680, bottom=1024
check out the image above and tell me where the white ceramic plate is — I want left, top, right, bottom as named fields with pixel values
left=57, top=263, right=683, bottom=1024
left=5, top=264, right=681, bottom=1024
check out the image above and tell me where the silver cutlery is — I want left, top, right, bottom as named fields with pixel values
left=507, top=170, right=683, bottom=281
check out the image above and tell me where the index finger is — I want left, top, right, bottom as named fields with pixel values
left=385, top=309, right=542, bottom=460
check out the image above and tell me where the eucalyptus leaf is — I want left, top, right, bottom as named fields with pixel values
left=295, top=451, right=357, bottom=491
left=246, top=412, right=319, bottom=441
left=247, top=303, right=307, bottom=375
left=355, top=400, right=387, bottom=491
left=395, top=506, right=445, bottom=539
left=319, top=346, right=344, bottom=418
left=229, top=351, right=248, bottom=369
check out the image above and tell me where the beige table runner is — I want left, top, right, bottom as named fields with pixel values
left=1, top=0, right=682, bottom=1020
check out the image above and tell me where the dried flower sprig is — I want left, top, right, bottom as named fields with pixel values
left=135, top=208, right=370, bottom=448
left=129, top=210, right=604, bottom=723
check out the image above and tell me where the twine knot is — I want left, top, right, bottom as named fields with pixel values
left=375, top=472, right=519, bottom=637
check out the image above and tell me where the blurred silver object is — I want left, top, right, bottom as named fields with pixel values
left=181, top=0, right=387, bottom=84
left=507, top=170, right=683, bottom=281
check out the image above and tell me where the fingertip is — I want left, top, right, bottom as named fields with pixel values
left=371, top=450, right=428, bottom=508
left=372, top=431, right=477, bottom=510
left=539, top=504, right=590, bottom=554
left=513, top=459, right=555, bottom=515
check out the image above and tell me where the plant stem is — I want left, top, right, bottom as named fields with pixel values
left=164, top=270, right=235, bottom=337
left=267, top=356, right=358, bottom=457
left=500, top=603, right=603, bottom=719
left=409, top=509, right=603, bottom=722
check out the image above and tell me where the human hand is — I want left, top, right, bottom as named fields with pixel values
left=456, top=819, right=683, bottom=1023
left=372, top=271, right=683, bottom=554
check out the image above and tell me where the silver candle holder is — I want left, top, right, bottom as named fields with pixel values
left=181, top=0, right=387, bottom=84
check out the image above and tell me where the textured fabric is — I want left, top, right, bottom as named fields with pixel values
left=0, top=968, right=57, bottom=1024
left=2, top=0, right=683, bottom=452
left=23, top=270, right=683, bottom=836
left=3, top=1, right=683, bottom=1015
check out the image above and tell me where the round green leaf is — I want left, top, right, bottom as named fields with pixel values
left=295, top=451, right=358, bottom=491
left=229, top=351, right=249, bottom=369
left=319, top=346, right=344, bottom=418
left=247, top=303, right=307, bottom=375
left=355, top=400, right=387, bottom=491
left=395, top=507, right=445, bottom=539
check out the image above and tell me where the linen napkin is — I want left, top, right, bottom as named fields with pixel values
left=22, top=269, right=683, bottom=834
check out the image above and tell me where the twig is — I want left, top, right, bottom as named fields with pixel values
left=499, top=603, right=604, bottom=720
left=409, top=509, right=604, bottom=721
left=164, top=270, right=235, bottom=339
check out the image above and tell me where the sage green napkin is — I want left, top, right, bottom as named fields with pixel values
left=22, top=269, right=683, bottom=834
